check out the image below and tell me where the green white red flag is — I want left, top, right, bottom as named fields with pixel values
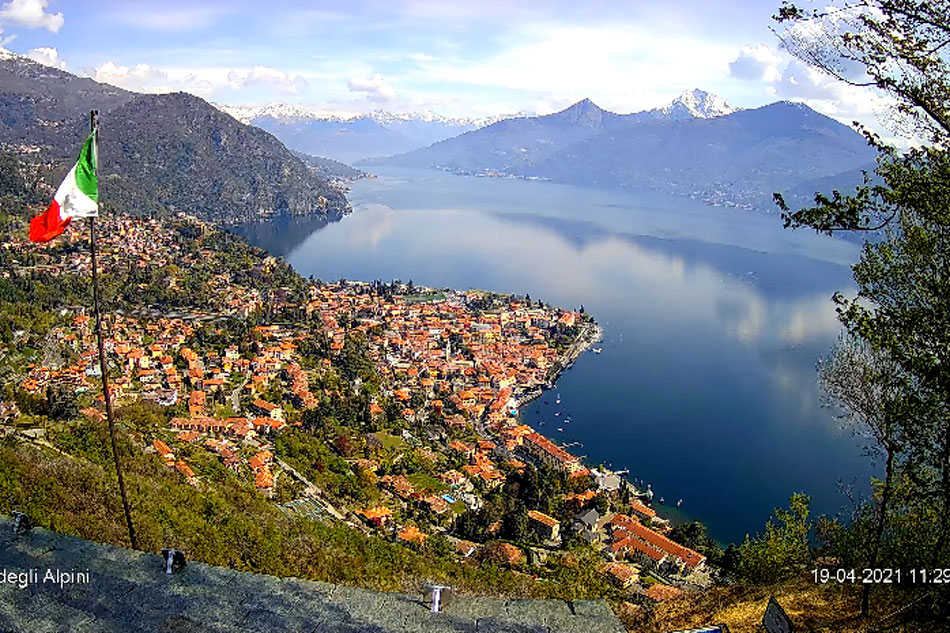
left=29, top=131, right=98, bottom=242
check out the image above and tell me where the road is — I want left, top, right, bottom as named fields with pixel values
left=230, top=372, right=250, bottom=415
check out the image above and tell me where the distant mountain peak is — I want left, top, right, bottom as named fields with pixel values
left=659, top=89, right=738, bottom=120
left=214, top=102, right=528, bottom=130
left=551, top=98, right=610, bottom=126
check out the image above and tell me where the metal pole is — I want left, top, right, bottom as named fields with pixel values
left=88, top=109, right=137, bottom=550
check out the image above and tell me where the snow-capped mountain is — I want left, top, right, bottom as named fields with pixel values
left=654, top=89, right=739, bottom=120
left=214, top=102, right=531, bottom=164
left=216, top=102, right=528, bottom=128
left=214, top=102, right=354, bottom=124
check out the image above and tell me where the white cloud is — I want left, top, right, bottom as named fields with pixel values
left=0, top=0, right=63, bottom=33
left=91, top=61, right=169, bottom=91
left=228, top=66, right=307, bottom=94
left=407, top=23, right=736, bottom=114
left=348, top=73, right=398, bottom=101
left=25, top=45, right=63, bottom=69
left=729, top=44, right=782, bottom=82
left=87, top=60, right=214, bottom=98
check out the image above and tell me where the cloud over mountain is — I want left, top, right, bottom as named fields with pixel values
left=25, top=45, right=63, bottom=69
left=348, top=73, right=397, bottom=101
left=729, top=44, right=782, bottom=81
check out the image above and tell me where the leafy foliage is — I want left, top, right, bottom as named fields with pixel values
left=737, top=493, right=813, bottom=583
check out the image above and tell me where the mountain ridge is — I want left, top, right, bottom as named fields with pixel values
left=0, top=50, right=349, bottom=224
left=362, top=95, right=876, bottom=210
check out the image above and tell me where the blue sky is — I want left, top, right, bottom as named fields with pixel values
left=0, top=0, right=891, bottom=128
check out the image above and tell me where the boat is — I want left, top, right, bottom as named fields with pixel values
left=676, top=499, right=683, bottom=509
left=592, top=347, right=602, bottom=354
left=658, top=497, right=665, bottom=504
left=554, top=412, right=560, bottom=417
left=557, top=427, right=564, bottom=432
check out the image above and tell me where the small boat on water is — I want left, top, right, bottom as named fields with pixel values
left=557, top=427, right=564, bottom=432
left=676, top=499, right=683, bottom=509
left=554, top=412, right=560, bottom=417
left=658, top=497, right=665, bottom=504
left=592, top=348, right=602, bottom=354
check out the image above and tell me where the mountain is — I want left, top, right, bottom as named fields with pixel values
left=291, top=150, right=365, bottom=181
left=0, top=49, right=349, bottom=224
left=642, top=88, right=739, bottom=121
left=217, top=102, right=529, bottom=163
left=526, top=101, right=877, bottom=207
left=360, top=99, right=632, bottom=174
left=365, top=94, right=876, bottom=211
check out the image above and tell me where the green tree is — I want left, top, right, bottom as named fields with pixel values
left=738, top=493, right=812, bottom=582
left=819, top=334, right=911, bottom=614
left=775, top=0, right=950, bottom=615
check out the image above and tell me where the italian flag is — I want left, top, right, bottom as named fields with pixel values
left=29, top=131, right=98, bottom=243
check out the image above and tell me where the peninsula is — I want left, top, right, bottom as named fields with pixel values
left=0, top=205, right=705, bottom=623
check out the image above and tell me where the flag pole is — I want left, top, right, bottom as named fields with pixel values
left=88, top=109, right=138, bottom=550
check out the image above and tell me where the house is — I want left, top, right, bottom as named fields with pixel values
left=527, top=509, right=560, bottom=541
left=522, top=432, right=583, bottom=474
left=254, top=468, right=274, bottom=489
left=447, top=440, right=475, bottom=460
left=397, top=525, right=427, bottom=546
left=575, top=508, right=601, bottom=532
left=609, top=514, right=706, bottom=572
left=175, top=460, right=196, bottom=484
left=603, top=562, right=639, bottom=589
left=251, top=398, right=284, bottom=422
left=358, top=507, right=393, bottom=528
left=151, top=439, right=174, bottom=462
left=630, top=500, right=657, bottom=522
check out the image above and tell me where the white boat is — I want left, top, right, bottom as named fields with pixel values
left=554, top=412, right=560, bottom=417
left=557, top=427, right=564, bottom=432
left=592, top=347, right=602, bottom=354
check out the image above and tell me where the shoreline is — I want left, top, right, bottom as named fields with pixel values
left=511, top=320, right=603, bottom=412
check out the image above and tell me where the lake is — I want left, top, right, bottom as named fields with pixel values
left=236, top=167, right=873, bottom=544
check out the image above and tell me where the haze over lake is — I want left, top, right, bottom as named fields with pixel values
left=238, top=167, right=872, bottom=544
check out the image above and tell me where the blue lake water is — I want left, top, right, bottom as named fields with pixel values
left=238, top=166, right=873, bottom=544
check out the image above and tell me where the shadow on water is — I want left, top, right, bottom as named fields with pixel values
left=229, top=213, right=331, bottom=258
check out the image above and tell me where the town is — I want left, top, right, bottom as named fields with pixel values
left=2, top=212, right=710, bottom=606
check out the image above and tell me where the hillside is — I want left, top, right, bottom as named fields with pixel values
left=363, top=99, right=633, bottom=173
left=527, top=101, right=876, bottom=207
left=0, top=50, right=349, bottom=224
left=292, top=150, right=366, bottom=181
left=366, top=95, right=876, bottom=210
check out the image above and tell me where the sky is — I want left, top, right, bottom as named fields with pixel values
left=0, top=0, right=897, bottom=133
